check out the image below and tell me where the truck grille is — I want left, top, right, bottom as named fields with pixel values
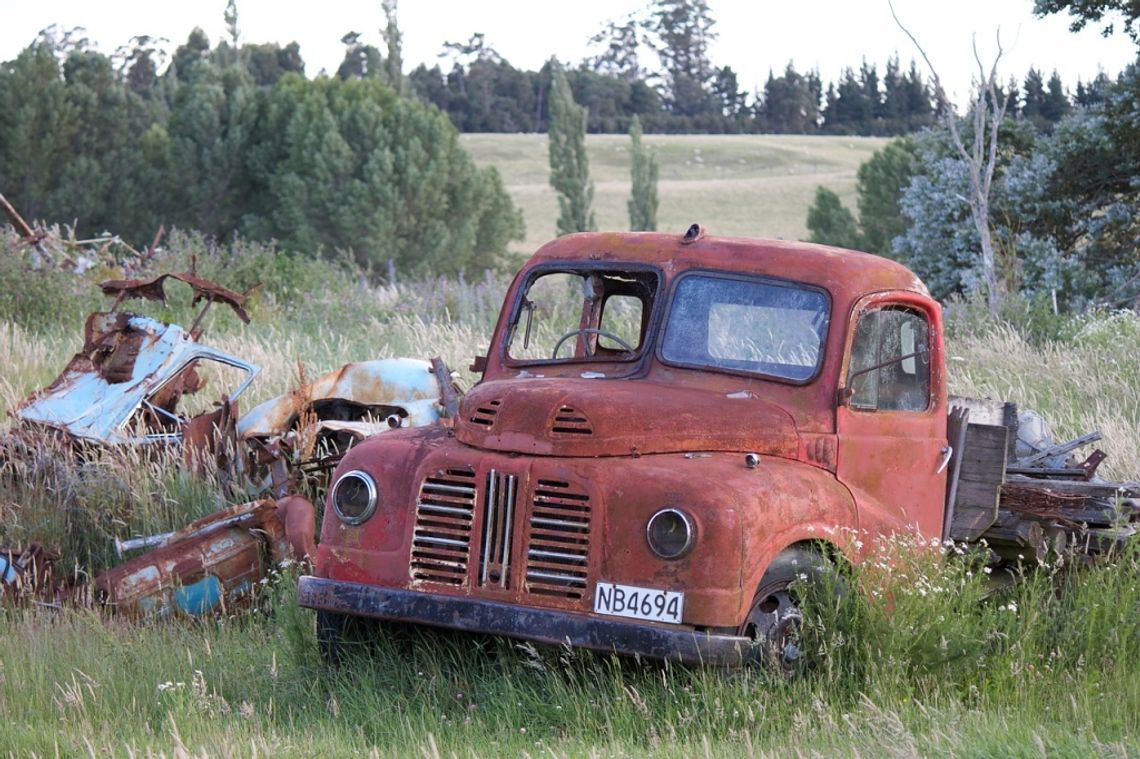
left=525, top=479, right=591, bottom=599
left=478, top=470, right=518, bottom=588
left=410, top=468, right=477, bottom=585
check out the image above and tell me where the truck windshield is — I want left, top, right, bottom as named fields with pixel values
left=506, top=268, right=658, bottom=363
left=661, top=274, right=829, bottom=381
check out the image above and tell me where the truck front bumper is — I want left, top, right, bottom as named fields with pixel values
left=297, top=576, right=754, bottom=666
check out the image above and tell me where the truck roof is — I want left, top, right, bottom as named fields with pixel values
left=527, top=230, right=930, bottom=302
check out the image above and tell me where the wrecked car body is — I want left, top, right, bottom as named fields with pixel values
left=15, top=312, right=258, bottom=446
left=13, top=272, right=259, bottom=448
left=94, top=497, right=316, bottom=618
left=238, top=357, right=445, bottom=451
left=1, top=257, right=460, bottom=620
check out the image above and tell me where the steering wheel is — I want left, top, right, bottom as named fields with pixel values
left=551, top=328, right=635, bottom=358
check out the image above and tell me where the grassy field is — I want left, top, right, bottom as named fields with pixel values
left=461, top=133, right=887, bottom=253
left=1, top=132, right=1139, bottom=755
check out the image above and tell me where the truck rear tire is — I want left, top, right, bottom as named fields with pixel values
left=740, top=548, right=838, bottom=672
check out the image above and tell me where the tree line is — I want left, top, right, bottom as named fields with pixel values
left=0, top=4, right=523, bottom=277
left=406, top=0, right=1089, bottom=137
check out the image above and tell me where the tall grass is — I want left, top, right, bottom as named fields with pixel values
left=0, top=232, right=1138, bottom=755
left=1, top=539, right=1137, bottom=756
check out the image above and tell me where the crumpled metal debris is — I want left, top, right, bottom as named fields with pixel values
left=0, top=543, right=60, bottom=603
left=99, top=271, right=257, bottom=325
left=238, top=357, right=445, bottom=443
left=11, top=270, right=261, bottom=449
left=14, top=311, right=258, bottom=446
left=94, top=496, right=316, bottom=618
left=2, top=264, right=459, bottom=619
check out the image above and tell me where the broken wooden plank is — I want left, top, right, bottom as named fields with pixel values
left=1003, top=476, right=1140, bottom=498
left=1013, top=430, right=1102, bottom=467
left=949, top=396, right=1018, bottom=457
left=949, top=422, right=1008, bottom=541
left=1006, top=465, right=1091, bottom=479
left=942, top=405, right=970, bottom=543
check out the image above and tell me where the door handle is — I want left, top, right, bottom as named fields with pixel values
left=936, top=445, right=953, bottom=474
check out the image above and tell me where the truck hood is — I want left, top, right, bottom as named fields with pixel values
left=455, top=378, right=799, bottom=458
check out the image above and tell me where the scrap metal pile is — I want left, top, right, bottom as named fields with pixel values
left=0, top=268, right=457, bottom=617
left=946, top=399, right=1139, bottom=563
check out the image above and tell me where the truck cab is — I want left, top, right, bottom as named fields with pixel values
left=298, top=228, right=949, bottom=665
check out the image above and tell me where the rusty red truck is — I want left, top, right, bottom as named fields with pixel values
left=298, top=226, right=1138, bottom=666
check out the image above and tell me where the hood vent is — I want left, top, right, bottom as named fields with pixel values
left=551, top=406, right=593, bottom=436
left=469, top=398, right=502, bottom=427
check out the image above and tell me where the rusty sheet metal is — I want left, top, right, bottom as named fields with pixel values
left=313, top=430, right=861, bottom=631
left=94, top=500, right=290, bottom=618
left=477, top=233, right=935, bottom=438
left=237, top=358, right=442, bottom=440
left=13, top=312, right=258, bottom=445
left=99, top=272, right=256, bottom=324
left=301, top=230, right=952, bottom=664
left=456, top=376, right=798, bottom=459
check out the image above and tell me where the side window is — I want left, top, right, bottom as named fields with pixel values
left=847, top=306, right=930, bottom=412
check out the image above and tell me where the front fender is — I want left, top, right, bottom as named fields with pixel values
left=736, top=457, right=860, bottom=626
left=595, top=453, right=858, bottom=628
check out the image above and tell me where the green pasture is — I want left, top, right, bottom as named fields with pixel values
left=462, top=133, right=888, bottom=252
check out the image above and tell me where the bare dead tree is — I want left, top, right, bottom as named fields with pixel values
left=888, top=1, right=1009, bottom=315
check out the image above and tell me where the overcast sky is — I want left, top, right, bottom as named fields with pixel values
left=1, top=1, right=1135, bottom=104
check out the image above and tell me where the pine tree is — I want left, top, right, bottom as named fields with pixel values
left=1042, top=70, right=1071, bottom=122
left=1022, top=68, right=1047, bottom=123
left=627, top=115, right=658, bottom=231
left=380, top=0, right=405, bottom=94
left=856, top=137, right=918, bottom=256
left=548, top=67, right=596, bottom=235
left=646, top=0, right=717, bottom=118
left=806, top=187, right=861, bottom=250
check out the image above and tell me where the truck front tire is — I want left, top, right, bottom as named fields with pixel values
left=740, top=547, right=839, bottom=672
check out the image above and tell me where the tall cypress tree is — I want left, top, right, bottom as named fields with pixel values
left=627, top=114, right=658, bottom=230
left=548, top=67, right=596, bottom=235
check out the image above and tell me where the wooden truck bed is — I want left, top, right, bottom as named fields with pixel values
left=944, top=397, right=1139, bottom=560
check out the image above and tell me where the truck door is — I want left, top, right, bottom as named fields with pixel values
left=836, top=293, right=947, bottom=539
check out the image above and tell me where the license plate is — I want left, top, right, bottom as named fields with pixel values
left=593, top=582, right=684, bottom=624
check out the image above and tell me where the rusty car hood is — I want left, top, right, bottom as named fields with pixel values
left=455, top=378, right=799, bottom=458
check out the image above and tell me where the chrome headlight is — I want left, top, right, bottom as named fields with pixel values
left=646, top=508, right=694, bottom=559
left=332, top=470, right=378, bottom=525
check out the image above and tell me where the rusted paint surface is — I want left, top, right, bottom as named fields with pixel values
left=95, top=500, right=292, bottom=618
left=317, top=433, right=860, bottom=629
left=302, top=232, right=960, bottom=661
left=835, top=291, right=948, bottom=540
left=237, top=357, right=442, bottom=440
left=456, top=378, right=798, bottom=458
left=13, top=311, right=258, bottom=445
